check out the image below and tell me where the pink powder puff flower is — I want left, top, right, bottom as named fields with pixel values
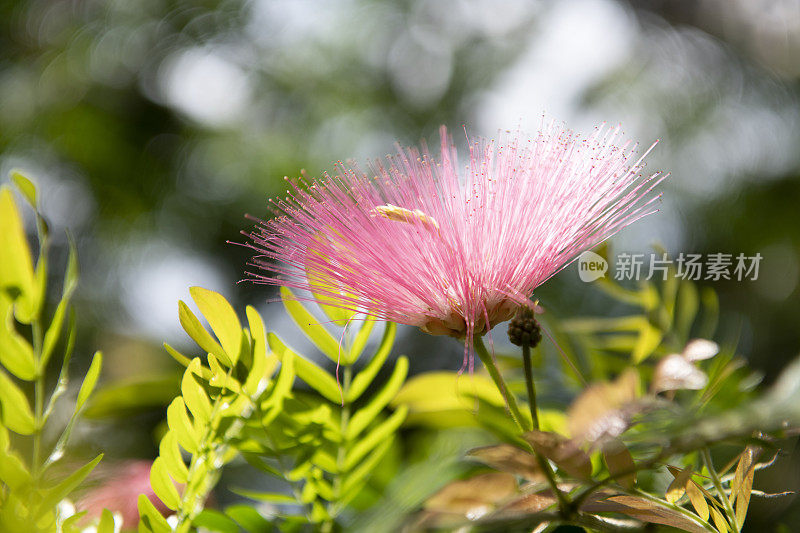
left=244, top=121, right=665, bottom=349
left=78, top=460, right=170, bottom=529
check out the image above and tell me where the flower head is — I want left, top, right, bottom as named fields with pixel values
left=244, top=122, right=665, bottom=343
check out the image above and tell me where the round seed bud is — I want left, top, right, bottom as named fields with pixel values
left=507, top=309, right=542, bottom=347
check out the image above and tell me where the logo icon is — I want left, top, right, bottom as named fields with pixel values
left=577, top=251, right=608, bottom=282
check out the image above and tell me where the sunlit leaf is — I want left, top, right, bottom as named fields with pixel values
left=347, top=356, right=408, bottom=440
left=0, top=294, right=36, bottom=380
left=281, top=286, right=342, bottom=364
left=244, top=305, right=278, bottom=397
left=0, top=368, right=36, bottom=434
left=632, top=322, right=662, bottom=364
left=178, top=300, right=230, bottom=366
left=348, top=322, right=395, bottom=402
left=345, top=406, right=407, bottom=470
left=709, top=505, right=729, bottom=532
left=96, top=509, right=116, bottom=533
left=182, top=359, right=212, bottom=423
left=76, top=351, right=102, bottom=411
left=0, top=187, right=37, bottom=323
left=190, top=287, right=242, bottom=365
left=35, top=454, right=103, bottom=519
left=160, top=430, right=189, bottom=484
left=10, top=170, right=37, bottom=207
left=138, top=494, right=172, bottom=533
left=347, top=318, right=376, bottom=365
left=150, top=457, right=182, bottom=511
left=686, top=480, right=709, bottom=521
left=665, top=466, right=693, bottom=504
left=391, top=370, right=503, bottom=413
left=167, top=397, right=200, bottom=454
left=268, top=333, right=341, bottom=403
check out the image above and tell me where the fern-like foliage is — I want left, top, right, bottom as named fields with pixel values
left=0, top=173, right=108, bottom=533
left=141, top=286, right=408, bottom=532
left=139, top=287, right=289, bottom=532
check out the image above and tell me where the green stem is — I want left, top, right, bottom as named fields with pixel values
left=473, top=336, right=571, bottom=516
left=521, top=342, right=539, bottom=430
left=325, top=364, right=352, bottom=529
left=473, top=336, right=527, bottom=431
left=31, top=320, right=44, bottom=478
left=702, top=447, right=739, bottom=532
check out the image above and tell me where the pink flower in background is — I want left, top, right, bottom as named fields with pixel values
left=78, top=460, right=169, bottom=529
left=245, top=121, right=665, bottom=345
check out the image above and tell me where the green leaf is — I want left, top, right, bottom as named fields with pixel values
left=341, top=437, right=393, bottom=496
left=182, top=359, right=212, bottom=423
left=40, top=299, right=69, bottom=372
left=0, top=446, right=31, bottom=490
left=83, top=375, right=180, bottom=419
left=281, top=286, right=342, bottom=364
left=61, top=511, right=88, bottom=533
left=193, top=509, right=239, bottom=533
left=231, top=487, right=298, bottom=504
left=0, top=187, right=37, bottom=323
left=76, top=351, right=102, bottom=411
left=632, top=322, right=662, bottom=364
left=224, top=504, right=272, bottom=533
left=345, top=405, right=407, bottom=470
left=63, top=233, right=79, bottom=297
left=347, top=322, right=395, bottom=402
left=167, top=397, right=200, bottom=454
left=160, top=429, right=189, bottom=484
left=347, top=356, right=408, bottom=440
left=138, top=493, right=172, bottom=533
left=10, top=170, right=37, bottom=207
left=178, top=300, right=230, bottom=366
left=35, top=454, right=102, bottom=518
left=150, top=456, right=182, bottom=511
left=0, top=368, right=36, bottom=434
left=164, top=342, right=193, bottom=368
left=97, top=508, right=116, bottom=533
left=190, top=286, right=242, bottom=366
left=268, top=333, right=341, bottom=403
left=390, top=370, right=503, bottom=413
left=244, top=305, right=278, bottom=397
left=0, top=294, right=36, bottom=380
left=347, top=318, right=376, bottom=365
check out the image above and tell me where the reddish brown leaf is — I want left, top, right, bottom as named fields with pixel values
left=424, top=472, right=517, bottom=517
left=524, top=431, right=592, bottom=480
left=602, top=439, right=636, bottom=489
left=588, top=495, right=709, bottom=533
left=567, top=369, right=639, bottom=444
left=467, top=444, right=543, bottom=481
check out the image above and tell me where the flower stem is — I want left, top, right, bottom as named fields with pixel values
left=522, top=342, right=539, bottom=430
left=473, top=336, right=527, bottom=431
left=473, top=336, right=572, bottom=516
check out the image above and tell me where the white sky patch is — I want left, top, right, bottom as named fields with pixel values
left=477, top=0, right=636, bottom=133
left=120, top=242, right=226, bottom=340
left=160, top=47, right=252, bottom=127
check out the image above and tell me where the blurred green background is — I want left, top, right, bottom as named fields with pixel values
left=1, top=0, right=799, bottom=528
